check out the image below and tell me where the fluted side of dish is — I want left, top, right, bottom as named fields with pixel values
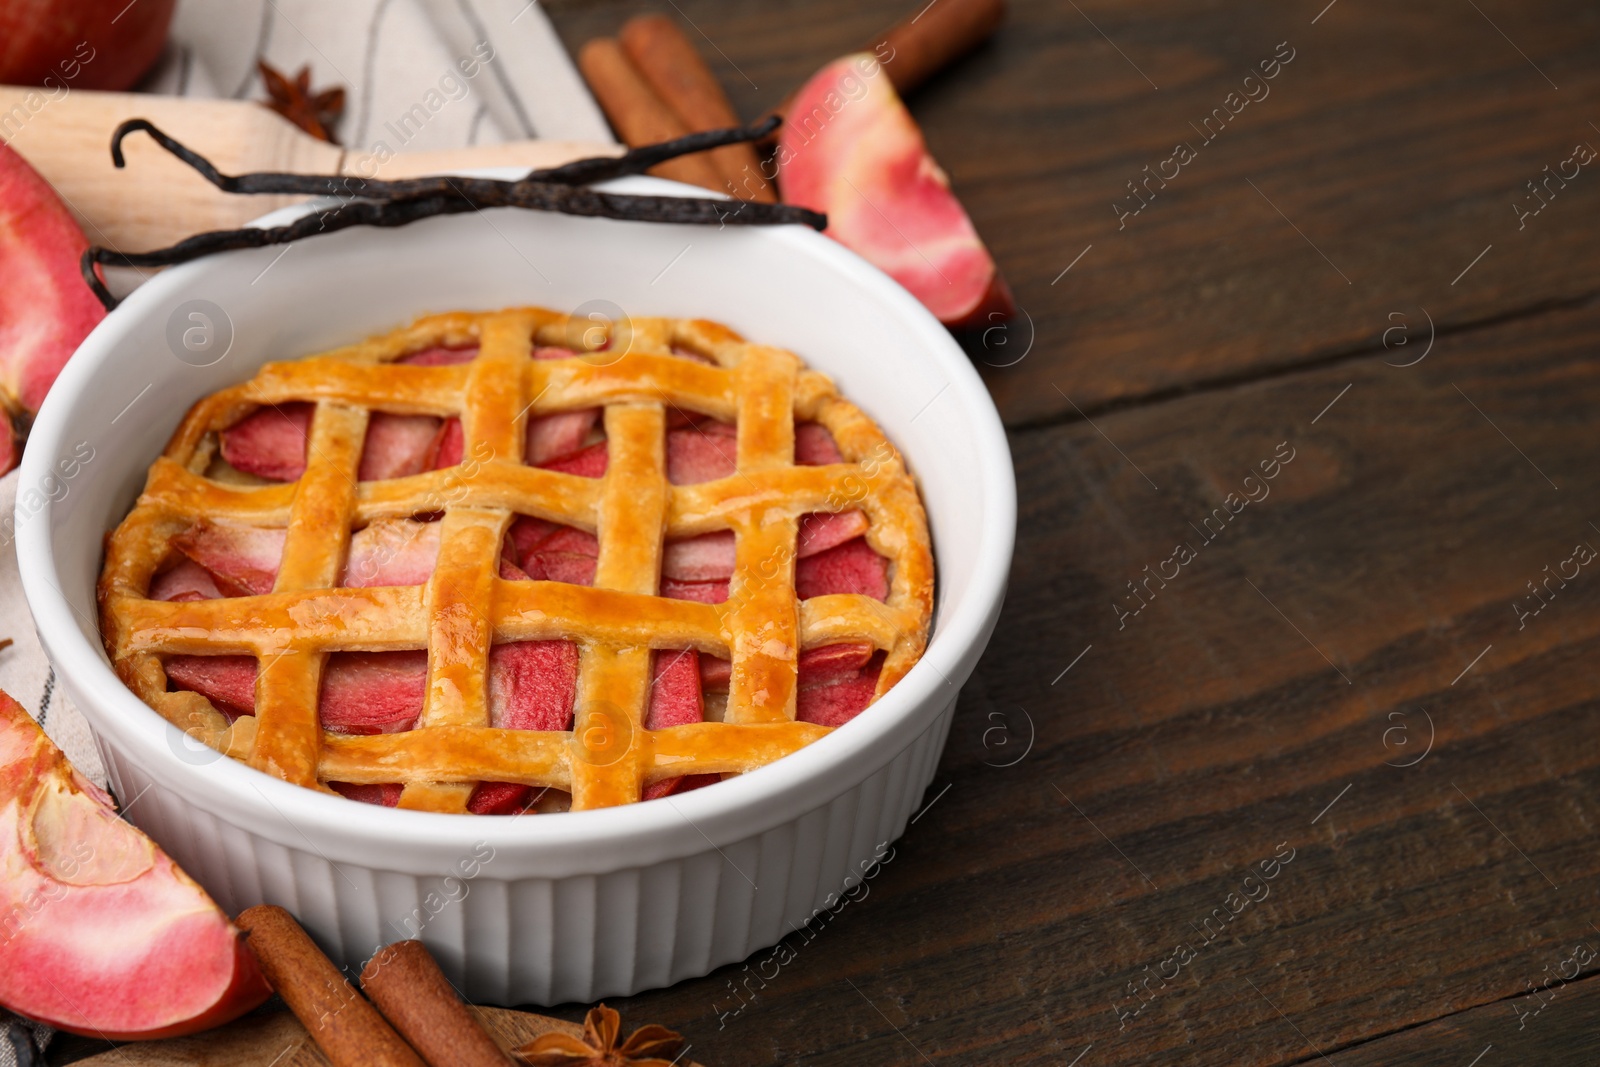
left=89, top=687, right=957, bottom=1003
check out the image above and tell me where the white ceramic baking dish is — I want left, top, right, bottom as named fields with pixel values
left=16, top=175, right=1014, bottom=1005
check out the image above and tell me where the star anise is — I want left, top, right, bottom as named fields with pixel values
left=515, top=1004, right=685, bottom=1066
left=257, top=61, right=345, bottom=144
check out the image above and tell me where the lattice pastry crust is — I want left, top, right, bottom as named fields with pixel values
left=98, top=307, right=934, bottom=812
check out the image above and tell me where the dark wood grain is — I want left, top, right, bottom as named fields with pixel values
left=548, top=0, right=1600, bottom=426
left=52, top=4, right=1600, bottom=1065
left=529, top=296, right=1600, bottom=1065
left=529, top=2, right=1600, bottom=1064
left=1331, top=970, right=1600, bottom=1066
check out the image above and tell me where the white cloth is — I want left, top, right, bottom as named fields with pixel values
left=0, top=470, right=103, bottom=786
left=141, top=0, right=612, bottom=146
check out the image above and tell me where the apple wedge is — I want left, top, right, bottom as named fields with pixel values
left=778, top=53, right=1014, bottom=330
left=0, top=688, right=269, bottom=1038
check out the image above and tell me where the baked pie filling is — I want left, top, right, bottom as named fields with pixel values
left=98, top=307, right=933, bottom=813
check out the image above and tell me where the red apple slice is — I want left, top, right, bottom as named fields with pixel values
left=432, top=417, right=464, bottom=469
left=799, top=643, right=876, bottom=678
left=507, top=516, right=598, bottom=586
left=165, top=653, right=428, bottom=735
left=645, top=650, right=703, bottom=730
left=468, top=643, right=580, bottom=814
left=796, top=537, right=889, bottom=601
left=798, top=510, right=871, bottom=558
left=170, top=518, right=442, bottom=595
left=659, top=512, right=867, bottom=597
left=505, top=516, right=562, bottom=565
left=526, top=408, right=601, bottom=466
left=541, top=440, right=608, bottom=477
left=488, top=640, right=580, bottom=732
left=226, top=403, right=464, bottom=482
left=0, top=142, right=106, bottom=471
left=778, top=54, right=1015, bottom=329
left=219, top=403, right=312, bottom=482
left=666, top=420, right=737, bottom=484
left=661, top=578, right=729, bottom=604
left=343, top=519, right=441, bottom=589
left=660, top=528, right=733, bottom=604
left=359, top=413, right=445, bottom=481
left=319, top=652, right=428, bottom=734
left=147, top=559, right=223, bottom=603
left=796, top=652, right=885, bottom=727
left=0, top=688, right=269, bottom=1038
left=466, top=781, right=533, bottom=815
left=171, top=521, right=286, bottom=597
left=696, top=643, right=876, bottom=690
left=162, top=656, right=256, bottom=719
left=398, top=345, right=479, bottom=366
left=643, top=650, right=707, bottom=800
left=662, top=531, right=735, bottom=582
left=795, top=422, right=845, bottom=465
left=330, top=782, right=404, bottom=808
left=699, top=655, right=732, bottom=690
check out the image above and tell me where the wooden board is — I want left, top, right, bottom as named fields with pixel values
left=0, top=88, right=613, bottom=251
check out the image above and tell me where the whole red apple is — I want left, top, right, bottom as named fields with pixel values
left=0, top=0, right=176, bottom=92
left=0, top=140, right=105, bottom=472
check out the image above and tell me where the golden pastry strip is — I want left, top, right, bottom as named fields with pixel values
left=98, top=308, right=934, bottom=812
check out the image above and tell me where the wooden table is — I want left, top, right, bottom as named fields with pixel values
left=46, top=1, right=1597, bottom=1062
left=553, top=1, right=1600, bottom=1063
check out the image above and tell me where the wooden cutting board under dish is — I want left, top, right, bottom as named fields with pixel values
left=0, top=87, right=616, bottom=252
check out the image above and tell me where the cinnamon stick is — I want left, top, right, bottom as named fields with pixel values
left=768, top=0, right=1006, bottom=126
left=361, top=940, right=513, bottom=1067
left=237, top=905, right=425, bottom=1067
left=875, top=0, right=1006, bottom=96
left=620, top=15, right=775, bottom=203
left=577, top=38, right=727, bottom=193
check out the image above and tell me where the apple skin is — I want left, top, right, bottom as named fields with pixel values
left=778, top=52, right=1015, bottom=330
left=0, top=413, right=15, bottom=476
left=0, top=688, right=271, bottom=1040
left=0, top=139, right=106, bottom=471
left=0, top=0, right=176, bottom=92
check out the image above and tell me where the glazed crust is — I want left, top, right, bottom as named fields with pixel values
left=97, top=307, right=934, bottom=812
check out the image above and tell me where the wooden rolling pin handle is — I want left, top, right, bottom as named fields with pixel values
left=361, top=940, right=514, bottom=1067
left=237, top=905, right=426, bottom=1067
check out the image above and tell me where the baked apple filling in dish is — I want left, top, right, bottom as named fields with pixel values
left=98, top=307, right=933, bottom=814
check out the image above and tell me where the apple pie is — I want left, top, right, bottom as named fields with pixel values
left=98, top=307, right=933, bottom=813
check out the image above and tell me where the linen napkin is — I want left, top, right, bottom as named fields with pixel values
left=0, top=465, right=97, bottom=1063
left=142, top=0, right=612, bottom=147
